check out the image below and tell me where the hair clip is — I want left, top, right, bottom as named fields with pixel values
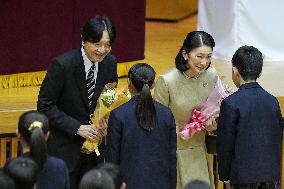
left=28, top=121, right=43, bottom=132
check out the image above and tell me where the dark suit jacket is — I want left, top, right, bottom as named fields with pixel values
left=37, top=49, right=117, bottom=171
left=106, top=96, right=177, bottom=189
left=217, top=82, right=282, bottom=184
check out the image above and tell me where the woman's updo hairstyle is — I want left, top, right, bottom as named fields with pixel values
left=175, top=31, right=215, bottom=72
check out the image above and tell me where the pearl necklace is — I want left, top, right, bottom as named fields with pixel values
left=182, top=71, right=199, bottom=79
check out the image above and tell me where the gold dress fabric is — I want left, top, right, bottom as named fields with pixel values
left=154, top=67, right=218, bottom=189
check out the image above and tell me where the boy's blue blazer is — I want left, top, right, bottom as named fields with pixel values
left=217, top=82, right=282, bottom=184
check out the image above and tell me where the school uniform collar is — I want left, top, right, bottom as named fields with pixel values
left=130, top=94, right=140, bottom=101
left=239, top=82, right=261, bottom=90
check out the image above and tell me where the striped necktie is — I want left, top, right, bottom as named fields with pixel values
left=86, top=64, right=96, bottom=107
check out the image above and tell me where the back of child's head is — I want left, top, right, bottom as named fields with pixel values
left=79, top=169, right=115, bottom=189
left=18, top=110, right=49, bottom=170
left=128, top=63, right=157, bottom=131
left=128, top=63, right=156, bottom=90
left=0, top=168, right=16, bottom=189
left=232, top=45, right=263, bottom=81
left=184, top=180, right=211, bottom=189
left=4, top=157, right=38, bottom=189
left=97, top=163, right=125, bottom=189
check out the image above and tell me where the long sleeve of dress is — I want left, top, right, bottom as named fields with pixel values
left=154, top=76, right=170, bottom=107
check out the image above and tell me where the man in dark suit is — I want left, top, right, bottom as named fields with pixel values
left=37, top=16, right=117, bottom=189
left=217, top=46, right=282, bottom=189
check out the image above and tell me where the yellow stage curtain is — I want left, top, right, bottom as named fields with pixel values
left=0, top=71, right=46, bottom=89
left=0, top=62, right=137, bottom=89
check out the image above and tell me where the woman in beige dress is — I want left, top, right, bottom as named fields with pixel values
left=154, top=31, right=218, bottom=189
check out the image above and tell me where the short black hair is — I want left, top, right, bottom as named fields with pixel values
left=232, top=45, right=263, bottom=81
left=0, top=168, right=16, bottom=189
left=175, top=31, right=215, bottom=72
left=97, top=163, right=124, bottom=189
left=82, top=15, right=116, bottom=45
left=4, top=157, right=38, bottom=189
left=79, top=169, right=115, bottom=189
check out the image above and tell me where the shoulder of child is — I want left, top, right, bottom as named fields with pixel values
left=154, top=100, right=173, bottom=114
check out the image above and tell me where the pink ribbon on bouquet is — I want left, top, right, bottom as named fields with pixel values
left=179, top=109, right=207, bottom=140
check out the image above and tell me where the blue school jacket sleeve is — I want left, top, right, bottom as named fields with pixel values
left=106, top=111, right=122, bottom=164
left=169, top=112, right=177, bottom=189
left=217, top=99, right=239, bottom=181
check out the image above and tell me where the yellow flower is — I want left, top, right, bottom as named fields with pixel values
left=81, top=85, right=130, bottom=155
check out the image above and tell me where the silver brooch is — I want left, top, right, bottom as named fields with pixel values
left=203, top=82, right=208, bottom=87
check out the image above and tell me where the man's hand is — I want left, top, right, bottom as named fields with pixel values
left=77, top=125, right=103, bottom=142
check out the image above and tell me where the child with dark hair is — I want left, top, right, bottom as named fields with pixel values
left=106, top=63, right=177, bottom=189
left=79, top=169, right=115, bottom=189
left=4, top=157, right=38, bottom=189
left=97, top=163, right=126, bottom=189
left=0, top=168, right=16, bottom=189
left=17, top=110, right=70, bottom=189
left=217, top=45, right=282, bottom=189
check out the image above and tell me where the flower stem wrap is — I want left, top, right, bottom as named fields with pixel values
left=81, top=85, right=130, bottom=155
left=178, top=76, right=232, bottom=140
left=179, top=109, right=206, bottom=139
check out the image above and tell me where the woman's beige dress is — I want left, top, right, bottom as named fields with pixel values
left=154, top=67, right=218, bottom=189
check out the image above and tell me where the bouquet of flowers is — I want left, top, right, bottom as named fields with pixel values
left=81, top=83, right=131, bottom=155
left=179, top=77, right=232, bottom=140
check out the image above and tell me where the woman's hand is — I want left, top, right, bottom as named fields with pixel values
left=99, top=117, right=108, bottom=137
left=204, top=116, right=218, bottom=132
